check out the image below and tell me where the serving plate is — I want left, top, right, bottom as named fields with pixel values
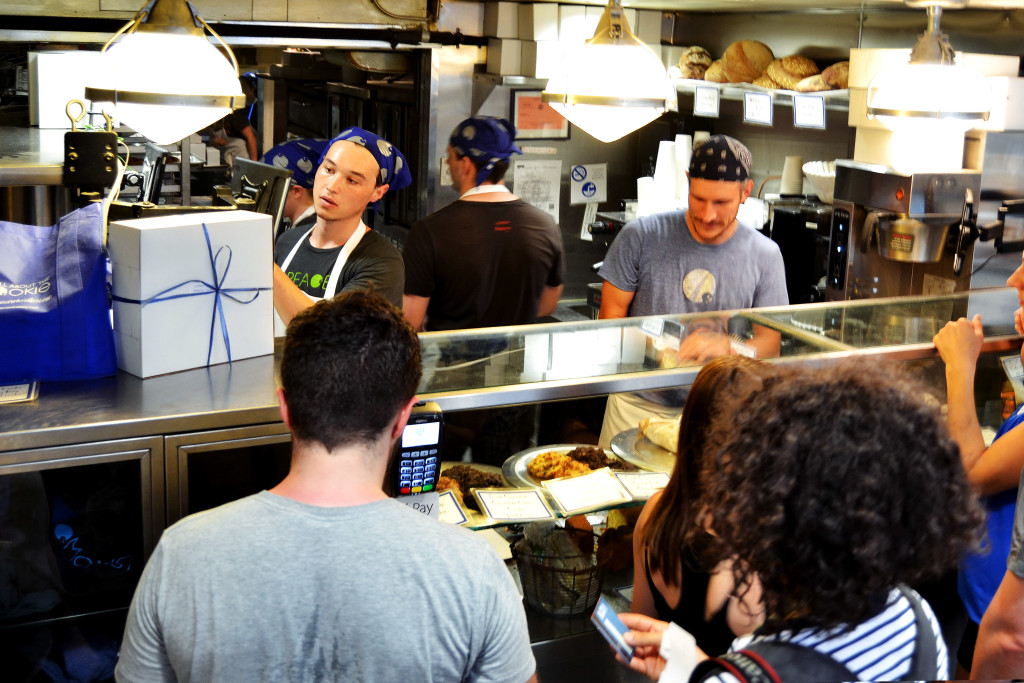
left=502, top=444, right=642, bottom=489
left=609, top=428, right=676, bottom=474
left=437, top=461, right=509, bottom=526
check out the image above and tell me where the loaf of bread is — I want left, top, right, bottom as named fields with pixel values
left=752, top=73, right=782, bottom=89
left=766, top=55, right=819, bottom=90
left=704, top=59, right=729, bottom=83
left=678, top=46, right=713, bottom=80
left=822, top=60, right=850, bottom=89
left=720, top=40, right=774, bottom=83
left=794, top=74, right=831, bottom=92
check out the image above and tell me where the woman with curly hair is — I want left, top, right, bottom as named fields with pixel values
left=619, top=360, right=984, bottom=682
left=630, top=355, right=769, bottom=655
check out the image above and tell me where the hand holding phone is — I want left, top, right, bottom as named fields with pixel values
left=592, top=596, right=635, bottom=661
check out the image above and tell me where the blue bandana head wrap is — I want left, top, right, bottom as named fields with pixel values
left=263, top=138, right=329, bottom=189
left=322, top=127, right=412, bottom=192
left=689, top=134, right=752, bottom=183
left=449, top=116, right=522, bottom=186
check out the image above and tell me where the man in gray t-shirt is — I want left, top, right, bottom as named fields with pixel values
left=597, top=135, right=787, bottom=446
left=115, top=292, right=536, bottom=683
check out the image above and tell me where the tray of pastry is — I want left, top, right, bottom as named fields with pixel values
left=436, top=462, right=511, bottom=525
left=502, top=444, right=641, bottom=489
left=609, top=428, right=676, bottom=475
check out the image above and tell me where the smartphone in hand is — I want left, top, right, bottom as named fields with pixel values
left=591, top=596, right=635, bottom=661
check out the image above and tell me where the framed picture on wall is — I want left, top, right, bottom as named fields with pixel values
left=510, top=90, right=570, bottom=140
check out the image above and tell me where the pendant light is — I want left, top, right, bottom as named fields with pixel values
left=866, top=0, right=990, bottom=134
left=85, top=0, right=244, bottom=145
left=542, top=0, right=675, bottom=143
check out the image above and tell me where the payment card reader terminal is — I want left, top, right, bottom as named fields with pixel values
left=396, top=401, right=443, bottom=495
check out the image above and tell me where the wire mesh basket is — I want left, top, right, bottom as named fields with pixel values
left=513, top=545, right=604, bottom=618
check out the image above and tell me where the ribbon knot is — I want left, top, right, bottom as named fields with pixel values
left=112, top=223, right=270, bottom=366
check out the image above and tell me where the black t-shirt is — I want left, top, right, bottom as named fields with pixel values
left=274, top=227, right=404, bottom=308
left=403, top=199, right=564, bottom=331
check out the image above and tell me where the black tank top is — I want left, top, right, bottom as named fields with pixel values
left=644, top=540, right=736, bottom=656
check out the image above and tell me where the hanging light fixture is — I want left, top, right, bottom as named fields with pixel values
left=542, top=0, right=675, bottom=143
left=85, top=0, right=244, bottom=145
left=866, top=0, right=990, bottom=134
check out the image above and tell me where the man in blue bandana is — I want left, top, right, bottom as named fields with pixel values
left=402, top=115, right=565, bottom=466
left=273, top=127, right=411, bottom=333
left=596, top=134, right=788, bottom=447
left=402, top=115, right=564, bottom=332
left=263, top=138, right=329, bottom=234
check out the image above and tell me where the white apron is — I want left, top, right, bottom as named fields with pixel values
left=274, top=223, right=368, bottom=336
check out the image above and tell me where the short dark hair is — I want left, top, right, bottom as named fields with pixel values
left=280, top=291, right=422, bottom=451
left=460, top=154, right=509, bottom=184
left=700, top=360, right=983, bottom=634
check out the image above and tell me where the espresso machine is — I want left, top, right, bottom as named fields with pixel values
left=825, top=160, right=981, bottom=301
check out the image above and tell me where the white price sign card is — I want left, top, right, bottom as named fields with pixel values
left=793, top=94, right=826, bottom=129
left=614, top=471, right=671, bottom=500
left=438, top=490, right=468, bottom=525
left=475, top=488, right=555, bottom=523
left=743, top=92, right=773, bottom=126
left=542, top=468, right=632, bottom=515
left=693, top=85, right=720, bottom=117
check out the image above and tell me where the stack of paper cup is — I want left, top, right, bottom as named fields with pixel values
left=637, top=177, right=657, bottom=217
left=693, top=130, right=711, bottom=146
left=653, top=140, right=677, bottom=203
left=781, top=155, right=804, bottom=195
left=674, top=134, right=692, bottom=200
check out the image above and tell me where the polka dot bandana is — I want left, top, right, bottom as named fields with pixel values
left=323, top=126, right=412, bottom=192
left=449, top=116, right=523, bottom=186
left=688, top=134, right=752, bottom=182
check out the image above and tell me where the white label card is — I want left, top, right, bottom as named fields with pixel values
left=542, top=468, right=632, bottom=515
left=743, top=92, right=773, bottom=126
left=475, top=489, right=555, bottom=522
left=396, top=491, right=440, bottom=520
left=640, top=316, right=665, bottom=339
left=793, top=94, right=826, bottom=129
left=614, top=471, right=670, bottom=500
left=693, top=85, right=720, bottom=117
left=437, top=490, right=468, bottom=525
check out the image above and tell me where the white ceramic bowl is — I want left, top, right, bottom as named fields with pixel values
left=803, top=160, right=836, bottom=204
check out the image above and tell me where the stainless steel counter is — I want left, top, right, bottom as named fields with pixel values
left=0, top=352, right=282, bottom=453
left=3, top=288, right=1022, bottom=455
left=0, top=126, right=66, bottom=187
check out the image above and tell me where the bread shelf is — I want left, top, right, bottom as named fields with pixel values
left=674, top=78, right=850, bottom=112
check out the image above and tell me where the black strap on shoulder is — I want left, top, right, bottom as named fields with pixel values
left=690, top=649, right=780, bottom=683
left=897, top=583, right=939, bottom=680
left=693, top=587, right=939, bottom=683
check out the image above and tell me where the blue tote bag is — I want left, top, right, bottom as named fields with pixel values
left=0, top=202, right=117, bottom=382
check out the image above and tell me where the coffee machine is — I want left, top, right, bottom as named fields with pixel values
left=825, top=160, right=981, bottom=301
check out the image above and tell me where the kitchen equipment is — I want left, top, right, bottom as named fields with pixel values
left=825, top=160, right=981, bottom=300
left=770, top=200, right=833, bottom=304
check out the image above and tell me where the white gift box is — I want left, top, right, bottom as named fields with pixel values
left=108, top=210, right=274, bottom=378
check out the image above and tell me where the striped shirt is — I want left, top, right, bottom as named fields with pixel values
left=706, top=588, right=948, bottom=682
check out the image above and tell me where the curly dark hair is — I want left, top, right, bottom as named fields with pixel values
left=646, top=355, right=775, bottom=582
left=280, top=290, right=422, bottom=451
left=698, top=359, right=984, bottom=635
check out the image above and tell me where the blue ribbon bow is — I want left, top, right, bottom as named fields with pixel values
left=112, top=223, right=270, bottom=366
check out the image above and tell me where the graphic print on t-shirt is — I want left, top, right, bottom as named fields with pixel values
left=683, top=269, right=716, bottom=304
left=287, top=268, right=329, bottom=297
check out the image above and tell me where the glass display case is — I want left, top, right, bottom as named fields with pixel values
left=416, top=287, right=1022, bottom=411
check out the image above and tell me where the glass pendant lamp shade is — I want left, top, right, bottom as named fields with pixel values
left=865, top=1, right=990, bottom=134
left=86, top=0, right=244, bottom=144
left=542, top=1, right=673, bottom=143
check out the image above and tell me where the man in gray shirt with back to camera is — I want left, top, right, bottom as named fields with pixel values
left=115, top=291, right=536, bottom=682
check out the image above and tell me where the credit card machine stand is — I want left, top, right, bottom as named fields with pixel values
left=391, top=401, right=443, bottom=496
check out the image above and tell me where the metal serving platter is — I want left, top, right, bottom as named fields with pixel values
left=609, top=428, right=676, bottom=474
left=502, top=443, right=643, bottom=489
